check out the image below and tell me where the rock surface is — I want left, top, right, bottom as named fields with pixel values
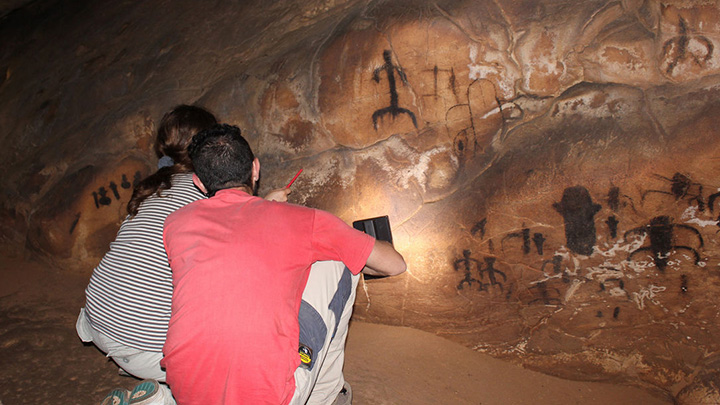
left=1, top=0, right=719, bottom=402
left=0, top=255, right=671, bottom=404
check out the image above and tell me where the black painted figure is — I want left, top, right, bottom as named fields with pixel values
left=606, top=185, right=635, bottom=213
left=502, top=227, right=530, bottom=254
left=121, top=174, right=131, bottom=189
left=662, top=18, right=713, bottom=75
left=69, top=213, right=81, bottom=235
left=625, top=216, right=703, bottom=271
left=109, top=181, right=120, bottom=200
left=709, top=190, right=720, bottom=213
left=643, top=172, right=705, bottom=211
left=422, top=65, right=456, bottom=101
left=453, top=130, right=470, bottom=157
left=707, top=190, right=720, bottom=229
left=599, top=277, right=624, bottom=293
left=680, top=274, right=689, bottom=293
left=606, top=215, right=619, bottom=239
left=446, top=79, right=486, bottom=158
left=608, top=186, right=620, bottom=212
left=97, top=187, right=112, bottom=206
left=133, top=171, right=142, bottom=187
left=541, top=255, right=563, bottom=275
left=372, top=50, right=417, bottom=130
left=478, top=257, right=506, bottom=291
left=532, top=232, right=546, bottom=255
left=553, top=186, right=601, bottom=256
left=454, top=249, right=481, bottom=290
left=529, top=281, right=561, bottom=305
left=471, top=218, right=487, bottom=238
left=541, top=255, right=570, bottom=283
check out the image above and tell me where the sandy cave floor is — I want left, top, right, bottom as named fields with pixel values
left=0, top=255, right=673, bottom=404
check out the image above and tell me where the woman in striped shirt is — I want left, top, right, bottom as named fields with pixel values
left=76, top=105, right=290, bottom=387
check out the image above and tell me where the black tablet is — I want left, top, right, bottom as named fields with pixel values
left=352, top=215, right=393, bottom=244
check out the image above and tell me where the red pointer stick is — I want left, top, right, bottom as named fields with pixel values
left=286, top=169, right=303, bottom=188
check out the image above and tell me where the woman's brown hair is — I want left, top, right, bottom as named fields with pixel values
left=126, top=105, right=217, bottom=216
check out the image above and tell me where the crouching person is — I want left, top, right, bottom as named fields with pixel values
left=161, top=124, right=406, bottom=404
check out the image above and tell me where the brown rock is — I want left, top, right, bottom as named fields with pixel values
left=3, top=0, right=720, bottom=401
left=26, top=158, right=149, bottom=268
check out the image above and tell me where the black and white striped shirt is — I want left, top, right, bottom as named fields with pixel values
left=84, top=173, right=205, bottom=351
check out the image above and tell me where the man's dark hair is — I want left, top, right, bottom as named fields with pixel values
left=127, top=105, right=217, bottom=215
left=188, top=124, right=255, bottom=196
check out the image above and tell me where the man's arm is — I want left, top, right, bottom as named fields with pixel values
left=363, top=240, right=406, bottom=276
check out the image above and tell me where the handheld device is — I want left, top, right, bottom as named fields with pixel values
left=352, top=215, right=393, bottom=244
left=353, top=215, right=394, bottom=280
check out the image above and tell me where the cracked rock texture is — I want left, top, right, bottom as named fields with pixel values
left=1, top=0, right=719, bottom=403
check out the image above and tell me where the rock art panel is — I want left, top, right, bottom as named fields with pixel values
left=4, top=0, right=720, bottom=402
left=318, top=30, right=400, bottom=148
left=26, top=158, right=148, bottom=268
left=257, top=79, right=337, bottom=158
left=353, top=77, right=720, bottom=401
left=659, top=5, right=720, bottom=81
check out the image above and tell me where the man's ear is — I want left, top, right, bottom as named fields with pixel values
left=192, top=173, right=208, bottom=194
left=252, top=158, right=260, bottom=183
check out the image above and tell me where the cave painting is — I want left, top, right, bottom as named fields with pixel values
left=478, top=257, right=507, bottom=292
left=109, top=181, right=120, bottom=200
left=69, top=212, right=81, bottom=235
left=662, top=17, right=714, bottom=76
left=502, top=227, right=531, bottom=254
left=454, top=174, right=715, bottom=309
left=608, top=186, right=620, bottom=211
left=91, top=171, right=141, bottom=209
left=606, top=185, right=635, bottom=213
left=445, top=79, right=498, bottom=158
left=528, top=280, right=562, bottom=305
left=121, top=174, right=132, bottom=189
left=541, top=255, right=563, bottom=275
left=454, top=251, right=507, bottom=292
left=599, top=277, right=625, bottom=295
left=372, top=50, right=417, bottom=130
left=470, top=218, right=487, bottom=238
left=708, top=190, right=720, bottom=227
left=92, top=187, right=112, bottom=208
left=421, top=65, right=457, bottom=102
left=533, top=233, right=546, bottom=255
left=625, top=215, right=703, bottom=272
left=642, top=172, right=705, bottom=211
left=553, top=186, right=601, bottom=256
left=501, top=226, right=547, bottom=256
left=454, top=249, right=482, bottom=290
left=453, top=249, right=507, bottom=291
left=606, top=215, right=619, bottom=239
left=540, top=255, right=572, bottom=284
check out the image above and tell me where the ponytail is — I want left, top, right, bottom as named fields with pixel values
left=126, top=105, right=217, bottom=216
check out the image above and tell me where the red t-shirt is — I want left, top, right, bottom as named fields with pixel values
left=161, top=189, right=375, bottom=405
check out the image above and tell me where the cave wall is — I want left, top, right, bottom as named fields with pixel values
left=1, top=0, right=719, bottom=402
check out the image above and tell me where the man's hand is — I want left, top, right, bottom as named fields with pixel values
left=363, top=240, right=406, bottom=277
left=264, top=188, right=291, bottom=202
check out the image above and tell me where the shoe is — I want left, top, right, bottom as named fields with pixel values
left=331, top=381, right=352, bottom=405
left=100, top=388, right=129, bottom=405
left=129, top=380, right=161, bottom=404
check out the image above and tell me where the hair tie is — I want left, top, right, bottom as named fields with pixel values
left=158, top=155, right=174, bottom=169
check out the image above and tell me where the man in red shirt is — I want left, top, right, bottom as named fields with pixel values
left=162, top=124, right=406, bottom=404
